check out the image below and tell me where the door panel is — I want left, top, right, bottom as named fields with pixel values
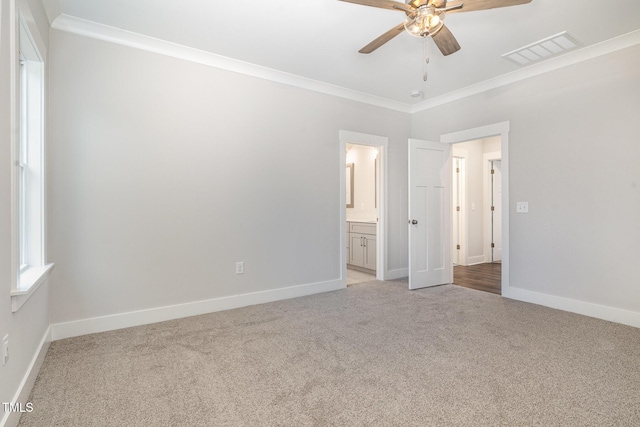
left=428, top=186, right=445, bottom=271
left=408, top=139, right=452, bottom=290
left=415, top=186, right=428, bottom=272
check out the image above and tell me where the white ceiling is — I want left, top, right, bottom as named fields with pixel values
left=43, top=0, right=640, bottom=108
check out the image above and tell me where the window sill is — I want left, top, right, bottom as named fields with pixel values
left=11, top=263, right=55, bottom=312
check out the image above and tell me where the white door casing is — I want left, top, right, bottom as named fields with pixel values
left=452, top=157, right=467, bottom=266
left=408, top=139, right=452, bottom=290
left=452, top=158, right=460, bottom=265
left=483, top=151, right=502, bottom=263
left=492, top=160, right=503, bottom=261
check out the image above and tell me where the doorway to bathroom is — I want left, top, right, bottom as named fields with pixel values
left=339, top=131, right=387, bottom=287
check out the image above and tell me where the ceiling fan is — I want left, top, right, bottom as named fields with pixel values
left=339, top=0, right=532, bottom=56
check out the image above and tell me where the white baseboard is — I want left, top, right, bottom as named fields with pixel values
left=503, top=286, right=640, bottom=329
left=466, top=256, right=485, bottom=266
left=1, top=327, right=51, bottom=427
left=51, top=279, right=345, bottom=341
left=384, top=268, right=408, bottom=281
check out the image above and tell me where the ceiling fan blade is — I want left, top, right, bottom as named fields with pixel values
left=359, top=23, right=406, bottom=54
left=339, top=0, right=414, bottom=13
left=432, top=24, right=461, bottom=56
left=446, top=0, right=532, bottom=13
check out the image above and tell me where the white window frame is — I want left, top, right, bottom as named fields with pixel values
left=10, top=5, right=53, bottom=312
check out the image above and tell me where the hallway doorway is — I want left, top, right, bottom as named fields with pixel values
left=441, top=122, right=510, bottom=296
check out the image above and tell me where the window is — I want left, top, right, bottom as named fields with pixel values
left=11, top=15, right=52, bottom=311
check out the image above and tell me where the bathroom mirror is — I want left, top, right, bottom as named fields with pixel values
left=346, top=163, right=354, bottom=208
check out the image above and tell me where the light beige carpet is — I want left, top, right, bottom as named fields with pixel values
left=18, top=281, right=640, bottom=426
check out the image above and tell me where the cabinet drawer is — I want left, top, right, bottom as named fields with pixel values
left=349, top=222, right=376, bottom=235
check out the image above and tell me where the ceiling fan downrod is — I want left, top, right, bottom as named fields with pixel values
left=423, top=38, right=429, bottom=82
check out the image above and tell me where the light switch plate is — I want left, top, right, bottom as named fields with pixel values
left=516, top=202, right=529, bottom=213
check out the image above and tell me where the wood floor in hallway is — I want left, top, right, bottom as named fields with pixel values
left=453, top=262, right=501, bottom=295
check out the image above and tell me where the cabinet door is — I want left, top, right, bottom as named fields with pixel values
left=349, top=233, right=365, bottom=267
left=364, top=236, right=377, bottom=271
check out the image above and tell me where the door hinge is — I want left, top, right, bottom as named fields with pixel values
left=491, top=243, right=495, bottom=248
left=456, top=206, right=460, bottom=212
left=456, top=245, right=461, bottom=250
left=491, top=169, right=495, bottom=174
left=456, top=167, right=460, bottom=173
left=491, top=206, right=495, bottom=211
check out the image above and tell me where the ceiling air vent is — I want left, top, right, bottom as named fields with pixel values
left=502, top=31, right=581, bottom=66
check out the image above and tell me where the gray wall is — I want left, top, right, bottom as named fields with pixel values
left=4, top=9, right=640, bottom=417
left=48, top=29, right=411, bottom=324
left=412, top=44, right=640, bottom=313
left=0, top=0, right=51, bottom=419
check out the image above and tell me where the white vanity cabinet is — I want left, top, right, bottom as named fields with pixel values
left=347, top=222, right=376, bottom=272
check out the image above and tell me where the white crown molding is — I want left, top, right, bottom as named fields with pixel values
left=410, top=29, right=640, bottom=113
left=50, top=14, right=412, bottom=114
left=41, top=0, right=61, bottom=27
left=50, top=14, right=640, bottom=115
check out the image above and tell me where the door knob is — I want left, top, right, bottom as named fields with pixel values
left=411, top=219, right=418, bottom=225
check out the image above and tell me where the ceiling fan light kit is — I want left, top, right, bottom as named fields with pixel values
left=339, top=0, right=533, bottom=56
left=404, top=6, right=445, bottom=38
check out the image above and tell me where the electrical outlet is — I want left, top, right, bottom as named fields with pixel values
left=2, top=335, right=8, bottom=366
left=235, top=262, right=244, bottom=275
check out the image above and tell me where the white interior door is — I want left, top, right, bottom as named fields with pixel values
left=408, top=139, right=452, bottom=290
left=492, top=160, right=503, bottom=261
